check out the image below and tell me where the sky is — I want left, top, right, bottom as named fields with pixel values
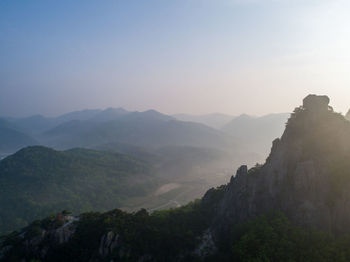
left=1, top=0, right=350, bottom=117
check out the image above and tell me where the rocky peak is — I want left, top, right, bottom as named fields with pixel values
left=302, top=94, right=330, bottom=112
left=236, top=165, right=248, bottom=178
left=212, top=94, right=350, bottom=237
left=230, top=165, right=248, bottom=182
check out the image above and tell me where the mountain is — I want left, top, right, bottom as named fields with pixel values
left=4, top=115, right=60, bottom=136
left=173, top=112, right=289, bottom=159
left=3, top=108, right=281, bottom=162
left=173, top=113, right=234, bottom=129
left=221, top=113, right=289, bottom=160
left=346, top=109, right=350, bottom=120
left=88, top=107, right=129, bottom=122
left=0, top=119, right=37, bottom=153
left=210, top=95, right=350, bottom=236
left=0, top=146, right=156, bottom=234
left=4, top=95, right=350, bottom=261
left=3, top=108, right=129, bottom=136
left=55, top=109, right=102, bottom=122
left=0, top=108, right=132, bottom=154
left=0, top=143, right=238, bottom=235
left=56, top=107, right=129, bottom=123
left=42, top=110, right=237, bottom=151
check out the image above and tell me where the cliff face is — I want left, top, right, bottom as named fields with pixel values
left=211, top=95, right=350, bottom=235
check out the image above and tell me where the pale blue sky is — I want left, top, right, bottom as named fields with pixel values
left=1, top=0, right=350, bottom=117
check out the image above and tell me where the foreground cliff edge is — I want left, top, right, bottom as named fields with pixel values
left=2, top=94, right=350, bottom=261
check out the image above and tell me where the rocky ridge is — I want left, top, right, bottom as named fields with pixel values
left=207, top=94, right=350, bottom=237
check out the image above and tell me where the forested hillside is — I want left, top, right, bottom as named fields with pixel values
left=0, top=146, right=155, bottom=233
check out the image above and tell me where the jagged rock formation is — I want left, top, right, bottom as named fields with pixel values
left=209, top=94, right=350, bottom=236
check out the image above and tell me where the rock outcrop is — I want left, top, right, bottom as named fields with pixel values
left=302, top=94, right=330, bottom=112
left=99, top=231, right=121, bottom=257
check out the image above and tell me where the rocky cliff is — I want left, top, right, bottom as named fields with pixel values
left=208, top=94, right=350, bottom=236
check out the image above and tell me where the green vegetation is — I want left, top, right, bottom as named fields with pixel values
left=0, top=143, right=238, bottom=235
left=227, top=212, right=350, bottom=262
left=0, top=146, right=157, bottom=234
left=3, top=206, right=350, bottom=262
left=1, top=200, right=211, bottom=262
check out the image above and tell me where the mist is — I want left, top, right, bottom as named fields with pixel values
left=1, top=0, right=350, bottom=117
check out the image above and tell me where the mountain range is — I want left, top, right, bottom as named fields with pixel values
left=0, top=119, right=37, bottom=154
left=1, top=107, right=283, bottom=235
left=221, top=113, right=289, bottom=157
left=1, top=108, right=289, bottom=164
left=40, top=110, right=236, bottom=151
left=172, top=113, right=234, bottom=129
left=3, top=95, right=350, bottom=261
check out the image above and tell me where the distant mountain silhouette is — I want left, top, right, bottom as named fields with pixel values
left=0, top=119, right=38, bottom=153
left=42, top=110, right=236, bottom=150
left=4, top=108, right=129, bottom=136
left=88, top=107, right=129, bottom=122
left=2, top=108, right=289, bottom=165
left=53, top=109, right=101, bottom=123
left=173, top=113, right=234, bottom=129
left=221, top=113, right=289, bottom=159
left=4, top=115, right=57, bottom=135
left=56, top=107, right=130, bottom=123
